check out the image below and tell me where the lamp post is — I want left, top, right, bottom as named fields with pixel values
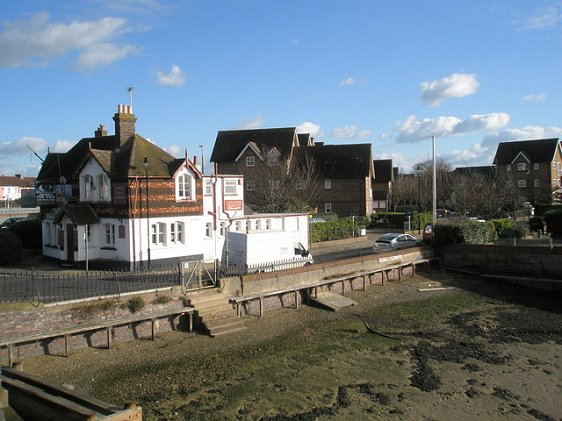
left=432, top=135, right=437, bottom=227
left=144, top=157, right=151, bottom=269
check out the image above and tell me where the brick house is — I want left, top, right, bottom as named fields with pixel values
left=0, top=174, right=36, bottom=203
left=493, top=138, right=562, bottom=205
left=372, top=159, right=394, bottom=212
left=210, top=128, right=373, bottom=216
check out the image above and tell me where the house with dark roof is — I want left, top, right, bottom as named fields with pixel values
left=36, top=105, right=246, bottom=269
left=0, top=174, right=36, bottom=203
left=493, top=138, right=562, bottom=205
left=372, top=159, right=394, bottom=212
left=211, top=128, right=374, bottom=216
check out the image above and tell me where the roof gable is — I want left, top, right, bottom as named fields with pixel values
left=294, top=144, right=373, bottom=179
left=493, top=138, right=560, bottom=165
left=373, top=159, right=393, bottom=182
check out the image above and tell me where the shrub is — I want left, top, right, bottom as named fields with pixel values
left=311, top=216, right=369, bottom=242
left=152, top=295, right=171, bottom=305
left=490, top=218, right=515, bottom=238
left=0, top=230, right=22, bottom=265
left=545, top=208, right=562, bottom=238
left=370, top=212, right=405, bottom=229
left=9, top=219, right=42, bottom=249
left=125, top=297, right=145, bottom=313
left=434, top=219, right=496, bottom=247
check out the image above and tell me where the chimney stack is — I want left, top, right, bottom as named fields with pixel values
left=94, top=124, right=107, bottom=137
left=113, top=104, right=136, bottom=147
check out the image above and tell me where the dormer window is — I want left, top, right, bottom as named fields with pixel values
left=84, top=175, right=94, bottom=200
left=246, top=155, right=255, bottom=167
left=176, top=171, right=195, bottom=201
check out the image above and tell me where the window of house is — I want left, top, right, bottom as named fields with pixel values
left=324, top=178, right=332, bottom=189
left=104, top=224, right=116, bottom=246
left=246, top=155, right=255, bottom=167
left=224, top=179, right=237, bottom=195
left=235, top=221, right=242, bottom=231
left=98, top=174, right=110, bottom=200
left=266, top=219, right=272, bottom=230
left=325, top=203, right=332, bottom=213
left=534, top=179, right=539, bottom=188
left=85, top=224, right=92, bottom=243
left=220, top=222, right=226, bottom=236
left=246, top=180, right=255, bottom=191
left=46, top=221, right=57, bottom=245
left=204, top=178, right=212, bottom=195
left=246, top=220, right=251, bottom=232
left=177, top=174, right=192, bottom=200
left=84, top=175, right=94, bottom=200
left=170, top=222, right=184, bottom=244
left=533, top=163, right=539, bottom=171
left=518, top=179, right=527, bottom=188
left=205, top=223, right=213, bottom=238
left=517, top=163, right=527, bottom=171
left=255, top=220, right=261, bottom=230
left=506, top=165, right=511, bottom=172
left=295, top=180, right=305, bottom=190
left=152, top=223, right=166, bottom=245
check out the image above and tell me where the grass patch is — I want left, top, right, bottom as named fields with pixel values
left=123, top=297, right=145, bottom=313
left=151, top=295, right=171, bottom=305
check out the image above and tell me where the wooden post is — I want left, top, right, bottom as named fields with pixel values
left=259, top=297, right=263, bottom=317
left=362, top=275, right=367, bottom=291
left=294, top=290, right=299, bottom=309
left=106, top=327, right=111, bottom=349
left=64, top=334, right=69, bottom=357
left=8, top=344, right=12, bottom=367
left=151, top=319, right=156, bottom=340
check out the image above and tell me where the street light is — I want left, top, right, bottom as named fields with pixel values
left=199, top=145, right=205, bottom=174
left=144, top=157, right=151, bottom=269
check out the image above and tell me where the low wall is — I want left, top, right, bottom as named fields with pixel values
left=439, top=244, right=562, bottom=279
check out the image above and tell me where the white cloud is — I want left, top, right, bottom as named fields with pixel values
left=394, top=113, right=510, bottom=144
left=0, top=12, right=135, bottom=70
left=51, top=139, right=76, bottom=153
left=236, top=115, right=265, bottom=130
left=420, top=72, right=479, bottom=107
left=0, top=136, right=48, bottom=156
left=156, top=64, right=185, bottom=87
left=454, top=113, right=511, bottom=133
left=442, top=143, right=490, bottom=165
left=164, top=145, right=182, bottom=157
left=297, top=122, right=322, bottom=139
left=330, top=125, right=372, bottom=140
left=519, top=6, right=561, bottom=30
left=523, top=93, right=546, bottom=102
left=482, top=125, right=562, bottom=147
left=339, top=77, right=361, bottom=87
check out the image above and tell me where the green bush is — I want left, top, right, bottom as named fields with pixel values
left=0, top=231, right=22, bottom=265
left=490, top=218, right=515, bottom=238
left=125, top=296, right=145, bottom=313
left=545, top=208, right=562, bottom=238
left=152, top=295, right=171, bottom=305
left=9, top=219, right=42, bottom=249
left=434, top=219, right=496, bottom=247
left=370, top=212, right=406, bottom=229
left=311, top=216, right=368, bottom=242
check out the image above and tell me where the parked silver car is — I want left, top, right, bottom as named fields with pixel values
left=373, top=233, right=422, bottom=253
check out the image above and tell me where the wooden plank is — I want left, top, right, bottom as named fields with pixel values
left=310, top=291, right=357, bottom=311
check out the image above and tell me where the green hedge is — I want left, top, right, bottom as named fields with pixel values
left=311, top=216, right=369, bottom=242
left=0, top=230, right=22, bottom=266
left=545, top=208, right=562, bottom=238
left=434, top=219, right=496, bottom=247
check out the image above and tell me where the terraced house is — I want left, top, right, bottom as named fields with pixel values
left=210, top=128, right=373, bottom=216
left=493, top=138, right=562, bottom=205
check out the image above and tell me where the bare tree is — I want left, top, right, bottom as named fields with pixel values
left=244, top=147, right=320, bottom=213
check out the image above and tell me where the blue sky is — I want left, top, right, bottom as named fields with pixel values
left=1, top=0, right=561, bottom=177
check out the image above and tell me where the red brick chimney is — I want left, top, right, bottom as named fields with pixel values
left=113, top=104, right=136, bottom=147
left=94, top=124, right=107, bottom=137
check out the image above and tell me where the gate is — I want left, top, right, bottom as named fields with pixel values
left=180, top=260, right=217, bottom=292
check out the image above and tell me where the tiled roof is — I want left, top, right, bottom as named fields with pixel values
left=493, top=138, right=560, bottom=165
left=373, top=159, right=393, bottom=182
left=54, top=204, right=99, bottom=224
left=0, top=176, right=36, bottom=188
left=210, top=127, right=298, bottom=163
left=38, top=134, right=185, bottom=181
left=297, top=133, right=312, bottom=146
left=293, top=144, right=373, bottom=179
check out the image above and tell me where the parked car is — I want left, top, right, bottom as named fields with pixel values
left=0, top=217, right=25, bottom=230
left=373, top=233, right=422, bottom=253
left=422, top=223, right=433, bottom=243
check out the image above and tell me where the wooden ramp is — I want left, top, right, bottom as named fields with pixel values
left=0, top=367, right=141, bottom=421
left=310, top=291, right=357, bottom=311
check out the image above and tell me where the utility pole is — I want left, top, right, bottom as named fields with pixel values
left=432, top=135, right=437, bottom=227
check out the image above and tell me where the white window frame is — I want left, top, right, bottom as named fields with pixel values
left=235, top=221, right=242, bottom=231
left=84, top=175, right=94, bottom=200
left=204, top=178, right=212, bottom=195
left=205, top=222, right=213, bottom=238
left=518, top=179, right=527, bottom=188
left=246, top=180, right=255, bottom=191
left=324, top=178, right=332, bottom=189
left=224, top=179, right=237, bottom=195
left=104, top=224, right=116, bottom=246
left=534, top=179, right=539, bottom=188
left=325, top=203, right=332, bottom=213
left=266, top=219, right=272, bottom=230
left=151, top=223, right=166, bottom=246
left=177, top=173, right=193, bottom=200
left=170, top=221, right=184, bottom=244
left=517, top=163, right=527, bottom=171
left=246, top=155, right=255, bottom=167
left=533, top=163, right=539, bottom=171
left=97, top=174, right=110, bottom=201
